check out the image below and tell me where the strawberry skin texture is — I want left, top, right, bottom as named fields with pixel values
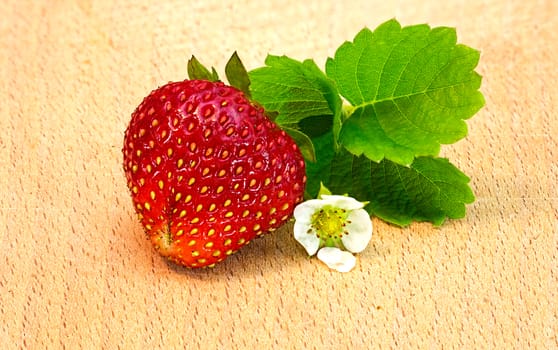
left=123, top=80, right=306, bottom=268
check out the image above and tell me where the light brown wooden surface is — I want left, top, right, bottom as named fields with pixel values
left=1, top=1, right=557, bottom=349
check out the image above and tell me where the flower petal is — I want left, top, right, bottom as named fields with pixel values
left=317, top=247, right=357, bottom=272
left=293, top=199, right=324, bottom=223
left=319, top=195, right=365, bottom=211
left=341, top=209, right=373, bottom=253
left=293, top=220, right=320, bottom=256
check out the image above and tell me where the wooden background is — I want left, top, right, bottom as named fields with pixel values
left=1, top=0, right=556, bottom=349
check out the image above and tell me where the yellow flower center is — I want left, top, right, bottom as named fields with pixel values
left=310, top=206, right=349, bottom=248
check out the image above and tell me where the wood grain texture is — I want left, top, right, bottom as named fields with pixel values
left=1, top=0, right=556, bottom=349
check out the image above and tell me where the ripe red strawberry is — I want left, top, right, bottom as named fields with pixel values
left=123, top=79, right=306, bottom=268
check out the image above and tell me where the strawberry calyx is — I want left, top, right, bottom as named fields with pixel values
left=187, top=52, right=251, bottom=97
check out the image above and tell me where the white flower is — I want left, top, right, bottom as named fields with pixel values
left=293, top=194, right=373, bottom=272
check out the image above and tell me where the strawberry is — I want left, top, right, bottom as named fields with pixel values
left=123, top=79, right=306, bottom=268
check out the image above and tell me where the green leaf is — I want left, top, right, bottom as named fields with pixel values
left=225, top=51, right=251, bottom=97
left=357, top=156, right=475, bottom=226
left=187, top=55, right=219, bottom=81
left=249, top=55, right=343, bottom=142
left=326, top=19, right=485, bottom=165
left=245, top=20, right=482, bottom=226
left=303, top=132, right=360, bottom=199
left=306, top=139, right=475, bottom=226
left=303, top=131, right=336, bottom=199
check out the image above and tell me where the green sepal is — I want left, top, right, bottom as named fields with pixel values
left=225, top=51, right=251, bottom=97
left=280, top=126, right=316, bottom=162
left=187, top=55, right=219, bottom=81
left=317, top=183, right=332, bottom=198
